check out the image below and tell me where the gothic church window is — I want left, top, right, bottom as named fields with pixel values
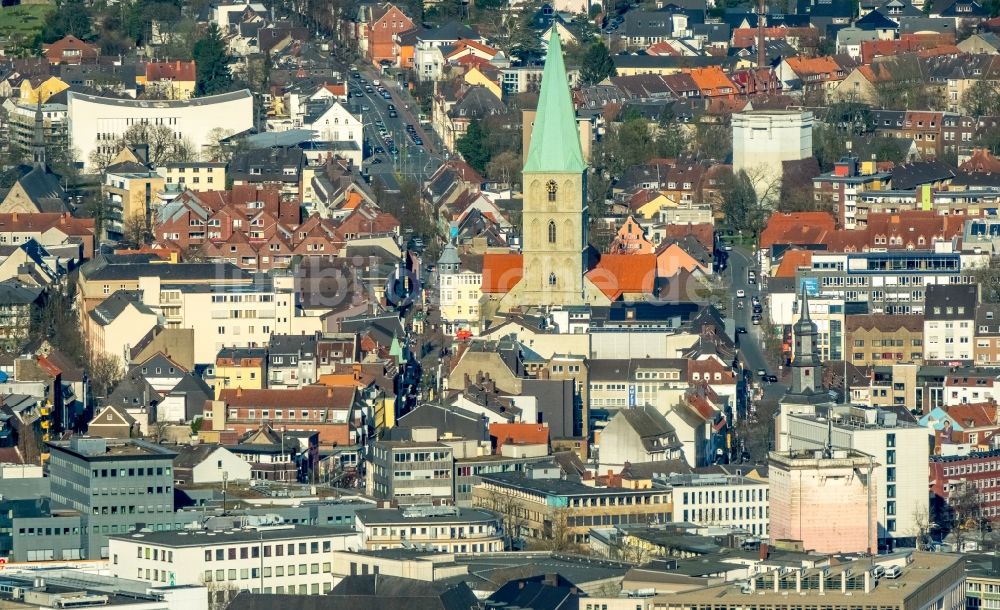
left=548, top=273, right=557, bottom=286
left=548, top=221, right=556, bottom=244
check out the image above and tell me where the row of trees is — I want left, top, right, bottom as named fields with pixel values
left=456, top=114, right=524, bottom=186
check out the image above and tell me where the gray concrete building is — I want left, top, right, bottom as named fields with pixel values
left=48, top=437, right=178, bottom=559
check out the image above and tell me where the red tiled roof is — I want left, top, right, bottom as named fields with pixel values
left=760, top=212, right=837, bottom=248
left=585, top=253, right=657, bottom=300
left=489, top=422, right=549, bottom=451
left=145, top=60, right=196, bottom=82
left=774, top=249, right=812, bottom=278
left=218, top=386, right=354, bottom=408
left=664, top=223, right=714, bottom=251
left=0, top=212, right=95, bottom=236
left=945, top=402, right=998, bottom=428
left=481, top=253, right=523, bottom=293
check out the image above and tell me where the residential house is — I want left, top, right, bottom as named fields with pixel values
left=138, top=61, right=197, bottom=99
left=85, top=290, right=161, bottom=372
left=172, top=444, right=251, bottom=484
left=41, top=36, right=99, bottom=65
left=599, top=405, right=684, bottom=469
left=923, top=284, right=977, bottom=362
left=362, top=3, right=415, bottom=65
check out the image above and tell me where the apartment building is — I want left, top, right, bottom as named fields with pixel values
left=813, top=157, right=891, bottom=230
left=847, top=314, right=924, bottom=366
left=798, top=250, right=972, bottom=315
left=136, top=273, right=322, bottom=364
left=354, top=505, right=503, bottom=553
left=369, top=440, right=455, bottom=504
left=778, top=404, right=930, bottom=550
left=108, top=525, right=361, bottom=597
left=48, top=437, right=177, bottom=560
left=924, top=284, right=978, bottom=362
left=211, top=386, right=358, bottom=447
left=103, top=165, right=164, bottom=234
left=975, top=303, right=1000, bottom=366
left=473, top=465, right=673, bottom=545
left=164, top=162, right=227, bottom=191
left=437, top=242, right=483, bottom=335
left=930, top=450, right=1000, bottom=521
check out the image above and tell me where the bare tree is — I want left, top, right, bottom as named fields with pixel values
left=949, top=481, right=983, bottom=552
left=200, top=576, right=240, bottom=610
left=609, top=530, right=651, bottom=564
left=122, top=212, right=152, bottom=249
left=480, top=485, right=527, bottom=549
left=119, top=123, right=196, bottom=167
left=88, top=351, right=124, bottom=400
left=911, top=504, right=931, bottom=551
left=537, top=508, right=578, bottom=553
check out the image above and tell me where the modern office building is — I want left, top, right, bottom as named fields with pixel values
left=354, top=505, right=503, bottom=553
left=473, top=464, right=673, bottom=545
left=48, top=437, right=178, bottom=559
left=659, top=473, right=769, bottom=537
left=368, top=439, right=455, bottom=504
left=108, top=525, right=361, bottom=598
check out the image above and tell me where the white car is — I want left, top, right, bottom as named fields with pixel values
left=736, top=289, right=746, bottom=298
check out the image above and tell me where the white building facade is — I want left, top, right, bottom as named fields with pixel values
left=108, top=526, right=362, bottom=596
left=663, top=473, right=770, bottom=537
left=732, top=111, right=813, bottom=201
left=68, top=90, right=255, bottom=170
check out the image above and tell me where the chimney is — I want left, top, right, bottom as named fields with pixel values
left=352, top=362, right=362, bottom=380
left=236, top=387, right=243, bottom=397
left=759, top=542, right=769, bottom=560
left=543, top=573, right=558, bottom=587
left=12, top=213, right=17, bottom=222
left=327, top=387, right=333, bottom=397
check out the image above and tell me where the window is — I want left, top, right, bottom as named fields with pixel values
left=546, top=180, right=557, bottom=202
left=548, top=273, right=557, bottom=286
left=548, top=220, right=556, bottom=244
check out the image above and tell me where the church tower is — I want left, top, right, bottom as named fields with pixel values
left=790, top=288, right=821, bottom=395
left=518, top=31, right=588, bottom=306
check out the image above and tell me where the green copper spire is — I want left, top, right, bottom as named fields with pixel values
left=523, top=30, right=586, bottom=174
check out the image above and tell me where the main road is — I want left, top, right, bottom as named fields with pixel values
left=349, top=68, right=444, bottom=190
left=727, top=245, right=787, bottom=404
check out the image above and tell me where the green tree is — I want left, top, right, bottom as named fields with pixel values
left=655, top=107, right=688, bottom=158
left=456, top=119, right=490, bottom=173
left=962, top=78, right=1000, bottom=117
left=580, top=41, right=617, bottom=86
left=41, top=0, right=92, bottom=43
left=192, top=23, right=233, bottom=96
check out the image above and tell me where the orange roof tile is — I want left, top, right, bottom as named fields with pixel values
left=760, top=212, right=836, bottom=248
left=489, top=422, right=549, bottom=451
left=687, top=66, right=737, bottom=95
left=774, top=249, right=812, bottom=278
left=481, top=253, right=523, bottom=293
left=585, top=253, right=657, bottom=300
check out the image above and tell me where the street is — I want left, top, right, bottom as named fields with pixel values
left=349, top=68, right=445, bottom=190
left=727, top=245, right=788, bottom=405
